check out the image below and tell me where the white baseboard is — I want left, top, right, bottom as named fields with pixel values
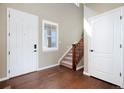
left=0, top=77, right=9, bottom=82
left=76, top=66, right=84, bottom=70
left=38, top=63, right=59, bottom=71
left=121, top=85, right=124, bottom=88
left=83, top=71, right=91, bottom=76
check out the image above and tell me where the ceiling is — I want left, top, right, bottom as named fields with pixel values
left=84, top=3, right=124, bottom=13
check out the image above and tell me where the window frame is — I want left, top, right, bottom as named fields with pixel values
left=42, top=20, right=59, bottom=52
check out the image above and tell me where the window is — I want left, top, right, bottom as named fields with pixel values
left=42, top=20, right=58, bottom=52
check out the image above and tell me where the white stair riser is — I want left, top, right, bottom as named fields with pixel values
left=64, top=57, right=72, bottom=60
left=61, top=60, right=72, bottom=65
left=60, top=62, right=72, bottom=69
left=60, top=49, right=73, bottom=69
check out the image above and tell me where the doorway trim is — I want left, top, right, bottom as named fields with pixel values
left=7, top=8, right=39, bottom=79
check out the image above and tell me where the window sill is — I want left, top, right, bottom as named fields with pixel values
left=42, top=48, right=58, bottom=52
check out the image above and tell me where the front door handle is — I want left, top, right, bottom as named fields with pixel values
left=34, top=44, right=37, bottom=49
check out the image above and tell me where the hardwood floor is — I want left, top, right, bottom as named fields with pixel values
left=0, top=66, right=120, bottom=89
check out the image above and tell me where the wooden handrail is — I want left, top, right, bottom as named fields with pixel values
left=72, top=38, right=83, bottom=71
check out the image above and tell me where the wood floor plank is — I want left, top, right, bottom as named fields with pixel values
left=0, top=66, right=120, bottom=89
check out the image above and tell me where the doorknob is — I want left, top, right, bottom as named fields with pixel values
left=90, top=49, right=94, bottom=52
left=34, top=44, right=37, bottom=52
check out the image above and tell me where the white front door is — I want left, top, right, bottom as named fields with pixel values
left=89, top=9, right=122, bottom=86
left=8, top=8, right=38, bottom=78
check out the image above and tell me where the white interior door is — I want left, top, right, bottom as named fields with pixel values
left=89, top=9, right=122, bottom=86
left=8, top=8, right=38, bottom=78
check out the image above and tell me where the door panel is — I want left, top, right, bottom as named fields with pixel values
left=93, top=18, right=114, bottom=53
left=90, top=9, right=122, bottom=86
left=9, top=8, right=38, bottom=78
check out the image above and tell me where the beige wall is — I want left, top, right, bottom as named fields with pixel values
left=0, top=4, right=7, bottom=78
left=0, top=3, right=84, bottom=78
left=84, top=3, right=124, bottom=73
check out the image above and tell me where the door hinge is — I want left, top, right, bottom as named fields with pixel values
left=120, top=44, right=122, bottom=48
left=8, top=51, right=10, bottom=55
left=8, top=13, right=10, bottom=18
left=8, top=32, right=10, bottom=36
left=8, top=70, right=10, bottom=74
left=120, top=72, right=122, bottom=77
left=120, top=16, right=122, bottom=20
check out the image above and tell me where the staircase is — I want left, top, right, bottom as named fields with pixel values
left=60, top=49, right=73, bottom=69
left=60, top=38, right=83, bottom=71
